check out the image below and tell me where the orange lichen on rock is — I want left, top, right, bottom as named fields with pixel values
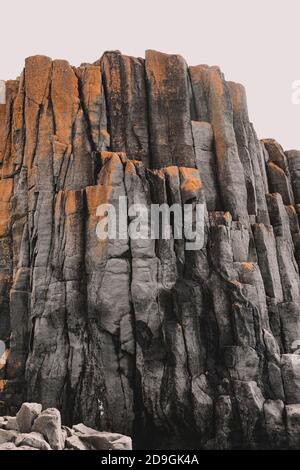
left=145, top=50, right=169, bottom=87
left=76, top=64, right=108, bottom=152
left=209, top=67, right=224, bottom=100
left=85, top=151, right=130, bottom=260
left=86, top=185, right=113, bottom=215
left=164, top=166, right=179, bottom=177
left=125, top=160, right=136, bottom=176
left=25, top=55, right=52, bottom=104
left=182, top=178, right=202, bottom=194
left=77, top=65, right=101, bottom=109
left=64, top=190, right=83, bottom=217
left=24, top=56, right=52, bottom=169
left=240, top=262, right=254, bottom=271
left=0, top=178, right=14, bottom=203
left=179, top=167, right=202, bottom=202
left=0, top=179, right=13, bottom=237
left=85, top=183, right=114, bottom=260
left=51, top=59, right=79, bottom=147
left=0, top=380, right=7, bottom=392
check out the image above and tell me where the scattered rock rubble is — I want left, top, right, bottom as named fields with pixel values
left=0, top=403, right=132, bottom=450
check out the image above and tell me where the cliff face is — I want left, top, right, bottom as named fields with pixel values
left=1, top=50, right=300, bottom=449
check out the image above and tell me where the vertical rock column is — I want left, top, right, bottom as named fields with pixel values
left=145, top=50, right=195, bottom=168
left=190, top=65, right=248, bottom=220
left=82, top=152, right=135, bottom=435
left=0, top=177, right=13, bottom=396
left=228, top=82, right=269, bottom=223
left=0, top=81, right=19, bottom=409
left=100, top=51, right=149, bottom=166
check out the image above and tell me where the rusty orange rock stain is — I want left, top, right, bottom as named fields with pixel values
left=0, top=380, right=7, bottom=392
left=241, top=262, right=254, bottom=271
left=125, top=160, right=136, bottom=175
left=0, top=179, right=13, bottom=237
left=223, top=212, right=231, bottom=222
left=65, top=191, right=78, bottom=216
left=181, top=178, right=202, bottom=193
left=164, top=166, right=179, bottom=177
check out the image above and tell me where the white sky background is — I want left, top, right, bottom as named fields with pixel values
left=1, top=0, right=299, bottom=149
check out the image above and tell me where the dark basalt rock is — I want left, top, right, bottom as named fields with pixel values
left=0, top=50, right=300, bottom=450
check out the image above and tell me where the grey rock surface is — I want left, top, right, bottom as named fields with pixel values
left=16, top=402, right=42, bottom=433
left=15, top=431, right=52, bottom=450
left=32, top=408, right=64, bottom=450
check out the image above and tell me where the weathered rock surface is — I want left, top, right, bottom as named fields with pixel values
left=16, top=402, right=42, bottom=433
left=32, top=408, right=64, bottom=450
left=0, top=50, right=300, bottom=449
left=15, top=431, right=52, bottom=450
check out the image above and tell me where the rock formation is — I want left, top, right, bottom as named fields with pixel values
left=1, top=50, right=300, bottom=449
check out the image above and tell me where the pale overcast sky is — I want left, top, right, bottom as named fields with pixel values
left=1, top=0, right=299, bottom=150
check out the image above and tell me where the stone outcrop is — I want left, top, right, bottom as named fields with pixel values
left=0, top=403, right=131, bottom=450
left=1, top=50, right=300, bottom=449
